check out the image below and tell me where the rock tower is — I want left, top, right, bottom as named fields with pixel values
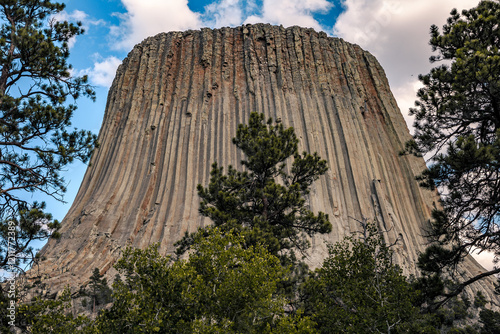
left=34, top=24, right=489, bottom=294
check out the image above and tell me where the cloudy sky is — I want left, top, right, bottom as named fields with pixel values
left=43, top=0, right=492, bottom=266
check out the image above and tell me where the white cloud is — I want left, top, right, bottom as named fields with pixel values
left=333, top=0, right=480, bottom=128
left=52, top=10, right=106, bottom=31
left=110, top=0, right=202, bottom=50
left=471, top=248, right=496, bottom=271
left=52, top=10, right=106, bottom=48
left=82, top=55, right=122, bottom=87
left=391, top=79, right=423, bottom=132
left=245, top=0, right=333, bottom=30
left=53, top=9, right=89, bottom=23
left=110, top=0, right=336, bottom=50
left=204, top=0, right=244, bottom=27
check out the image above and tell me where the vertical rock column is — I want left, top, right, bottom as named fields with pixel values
left=33, top=25, right=486, bottom=295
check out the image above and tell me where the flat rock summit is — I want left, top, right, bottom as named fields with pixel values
left=33, top=24, right=490, bottom=294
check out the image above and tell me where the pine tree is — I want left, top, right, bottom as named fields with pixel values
left=403, top=0, right=500, bottom=305
left=177, top=112, right=331, bottom=267
left=479, top=309, right=500, bottom=334
left=0, top=0, right=97, bottom=275
left=88, top=268, right=111, bottom=313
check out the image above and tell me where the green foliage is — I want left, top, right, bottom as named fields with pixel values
left=1, top=204, right=59, bottom=275
left=411, top=271, right=445, bottom=311
left=79, top=268, right=112, bottom=312
left=402, top=0, right=500, bottom=302
left=178, top=112, right=331, bottom=268
left=448, top=327, right=479, bottom=334
left=442, top=297, right=470, bottom=326
left=479, top=308, right=500, bottom=334
left=96, top=227, right=312, bottom=333
left=0, top=284, right=15, bottom=332
left=16, top=287, right=92, bottom=334
left=95, top=244, right=189, bottom=333
left=0, top=0, right=97, bottom=274
left=474, top=291, right=488, bottom=309
left=303, top=221, right=423, bottom=333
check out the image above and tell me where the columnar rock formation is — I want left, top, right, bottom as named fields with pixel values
left=34, top=24, right=490, bottom=294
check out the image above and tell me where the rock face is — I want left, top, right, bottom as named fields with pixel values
left=34, top=24, right=489, bottom=293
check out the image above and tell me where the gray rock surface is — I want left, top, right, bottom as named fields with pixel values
left=32, top=24, right=493, bottom=298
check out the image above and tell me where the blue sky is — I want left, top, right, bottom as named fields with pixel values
left=31, top=0, right=491, bottom=266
